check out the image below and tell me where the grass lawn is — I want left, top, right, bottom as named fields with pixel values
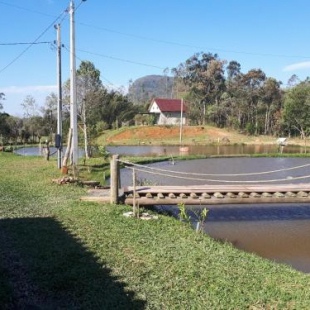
left=0, top=152, right=310, bottom=309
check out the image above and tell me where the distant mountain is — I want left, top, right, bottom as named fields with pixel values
left=128, top=75, right=174, bottom=105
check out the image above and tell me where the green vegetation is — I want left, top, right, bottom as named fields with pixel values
left=1, top=152, right=310, bottom=308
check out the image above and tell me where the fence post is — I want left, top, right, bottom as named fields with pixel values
left=132, top=168, right=137, bottom=216
left=110, top=154, right=120, bottom=204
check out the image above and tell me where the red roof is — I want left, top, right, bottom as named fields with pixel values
left=152, top=98, right=186, bottom=112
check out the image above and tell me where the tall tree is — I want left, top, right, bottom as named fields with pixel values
left=0, top=92, right=5, bottom=111
left=260, top=78, right=283, bottom=135
left=240, top=69, right=266, bottom=134
left=0, top=112, right=10, bottom=144
left=21, top=95, right=39, bottom=118
left=283, top=81, right=310, bottom=146
left=224, top=61, right=244, bottom=129
left=76, top=61, right=102, bottom=158
left=173, top=52, right=226, bottom=125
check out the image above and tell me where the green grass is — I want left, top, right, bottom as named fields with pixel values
left=1, top=152, right=310, bottom=309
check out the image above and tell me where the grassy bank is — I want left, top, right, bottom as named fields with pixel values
left=1, top=153, right=310, bottom=309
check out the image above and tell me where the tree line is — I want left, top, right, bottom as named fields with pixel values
left=1, top=53, right=310, bottom=154
left=0, top=61, right=142, bottom=156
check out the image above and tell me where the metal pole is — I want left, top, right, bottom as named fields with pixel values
left=56, top=24, right=62, bottom=169
left=70, top=0, right=78, bottom=173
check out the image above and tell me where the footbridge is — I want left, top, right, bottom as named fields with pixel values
left=107, top=155, right=310, bottom=206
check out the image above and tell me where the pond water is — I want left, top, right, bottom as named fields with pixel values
left=15, top=144, right=308, bottom=157
left=16, top=145, right=310, bottom=273
left=120, top=158, right=310, bottom=273
left=14, top=146, right=84, bottom=157
left=107, top=144, right=307, bottom=157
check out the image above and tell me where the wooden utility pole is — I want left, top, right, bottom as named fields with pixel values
left=70, top=0, right=78, bottom=174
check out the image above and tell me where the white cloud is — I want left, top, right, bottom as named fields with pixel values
left=283, top=62, right=310, bottom=72
left=1, top=85, right=57, bottom=116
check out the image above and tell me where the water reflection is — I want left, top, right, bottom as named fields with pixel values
left=107, top=144, right=307, bottom=157
left=14, top=146, right=85, bottom=157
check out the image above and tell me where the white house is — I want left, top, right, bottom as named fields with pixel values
left=148, top=98, right=186, bottom=125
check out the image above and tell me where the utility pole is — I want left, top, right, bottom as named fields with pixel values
left=55, top=24, right=63, bottom=169
left=69, top=0, right=78, bottom=173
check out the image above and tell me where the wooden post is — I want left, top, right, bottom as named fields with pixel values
left=110, top=154, right=120, bottom=204
left=62, top=128, right=72, bottom=173
left=132, top=168, right=137, bottom=216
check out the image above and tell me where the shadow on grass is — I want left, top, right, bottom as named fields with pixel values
left=0, top=217, right=146, bottom=309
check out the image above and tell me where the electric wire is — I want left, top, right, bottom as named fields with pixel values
left=79, top=22, right=310, bottom=60
left=62, top=44, right=115, bottom=86
left=0, top=8, right=68, bottom=74
left=1, top=0, right=309, bottom=64
left=76, top=48, right=166, bottom=70
left=0, top=42, right=51, bottom=46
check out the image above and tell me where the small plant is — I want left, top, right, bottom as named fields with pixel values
left=193, top=208, right=209, bottom=233
left=178, top=203, right=209, bottom=233
left=178, top=202, right=191, bottom=224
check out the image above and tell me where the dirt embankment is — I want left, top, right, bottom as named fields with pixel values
left=106, top=126, right=302, bottom=146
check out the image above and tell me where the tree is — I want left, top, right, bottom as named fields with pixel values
left=21, top=95, right=39, bottom=118
left=224, top=61, right=244, bottom=129
left=173, top=52, right=226, bottom=125
left=0, top=92, right=5, bottom=111
left=0, top=112, right=11, bottom=145
left=260, top=78, right=283, bottom=135
left=239, top=69, right=266, bottom=134
left=283, top=81, right=310, bottom=147
left=76, top=61, right=102, bottom=158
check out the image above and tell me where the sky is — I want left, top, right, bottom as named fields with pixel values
left=1, top=0, right=310, bottom=116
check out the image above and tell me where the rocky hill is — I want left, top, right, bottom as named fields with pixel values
left=127, top=75, right=174, bottom=105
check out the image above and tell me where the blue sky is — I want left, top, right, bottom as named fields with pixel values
left=1, top=0, right=310, bottom=116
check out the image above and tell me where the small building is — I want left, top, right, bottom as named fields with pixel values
left=148, top=98, right=186, bottom=125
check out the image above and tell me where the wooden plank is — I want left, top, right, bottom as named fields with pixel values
left=124, top=196, right=310, bottom=206
left=124, top=184, right=310, bottom=194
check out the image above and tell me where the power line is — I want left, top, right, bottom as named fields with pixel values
left=0, top=0, right=56, bottom=18
left=78, top=22, right=310, bottom=60
left=76, top=47, right=166, bottom=70
left=0, top=9, right=68, bottom=74
left=62, top=44, right=117, bottom=86
left=0, top=41, right=51, bottom=46
left=1, top=0, right=310, bottom=61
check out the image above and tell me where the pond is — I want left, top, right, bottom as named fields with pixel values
left=107, top=144, right=307, bottom=157
left=15, top=143, right=308, bottom=157
left=120, top=158, right=310, bottom=273
left=15, top=145, right=310, bottom=273
left=14, top=146, right=85, bottom=157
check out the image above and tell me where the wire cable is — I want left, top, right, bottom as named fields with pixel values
left=127, top=166, right=310, bottom=184
left=76, top=48, right=166, bottom=70
left=119, top=160, right=310, bottom=177
left=0, top=42, right=51, bottom=46
left=0, top=8, right=68, bottom=74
